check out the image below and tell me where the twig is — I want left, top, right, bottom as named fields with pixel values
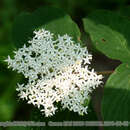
left=97, top=70, right=114, bottom=75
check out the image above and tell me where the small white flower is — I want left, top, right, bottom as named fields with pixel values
left=16, top=83, right=24, bottom=91
left=5, top=28, right=103, bottom=117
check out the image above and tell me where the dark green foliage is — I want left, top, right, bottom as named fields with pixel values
left=1, top=1, right=130, bottom=130
left=12, top=6, right=81, bottom=48
left=83, top=10, right=130, bottom=64
left=83, top=10, right=130, bottom=130
left=101, top=63, right=130, bottom=130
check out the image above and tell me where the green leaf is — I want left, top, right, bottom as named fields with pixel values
left=12, top=6, right=81, bottom=48
left=83, top=10, right=130, bottom=64
left=102, top=63, right=130, bottom=130
left=0, top=73, right=21, bottom=121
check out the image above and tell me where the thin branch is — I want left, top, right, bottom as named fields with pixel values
left=97, top=70, right=114, bottom=75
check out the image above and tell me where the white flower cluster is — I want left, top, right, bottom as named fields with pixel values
left=5, top=29, right=102, bottom=117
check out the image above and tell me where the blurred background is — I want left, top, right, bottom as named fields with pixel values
left=0, top=0, right=129, bottom=129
